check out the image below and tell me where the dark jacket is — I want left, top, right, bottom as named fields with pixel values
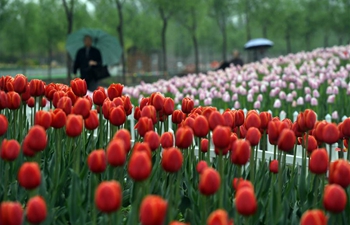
left=216, top=57, right=244, bottom=71
left=73, top=46, right=102, bottom=81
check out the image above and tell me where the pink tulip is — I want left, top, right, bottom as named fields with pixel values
left=297, top=97, right=304, bottom=105
left=327, top=95, right=335, bottom=103
left=253, top=101, right=261, bottom=109
left=234, top=101, right=240, bottom=109
left=332, top=111, right=338, bottom=120
left=311, top=97, right=318, bottom=106
left=273, top=99, right=281, bottom=108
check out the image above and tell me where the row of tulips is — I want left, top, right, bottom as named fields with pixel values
left=0, top=75, right=350, bottom=225
left=123, top=45, right=350, bottom=121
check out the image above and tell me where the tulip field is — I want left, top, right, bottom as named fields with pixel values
left=0, top=46, right=350, bottom=225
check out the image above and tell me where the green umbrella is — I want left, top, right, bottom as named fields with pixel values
left=66, top=28, right=122, bottom=66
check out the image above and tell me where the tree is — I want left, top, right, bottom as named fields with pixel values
left=145, top=0, right=182, bottom=77
left=62, top=0, right=75, bottom=80
left=39, top=0, right=65, bottom=81
left=175, top=0, right=206, bottom=74
left=209, top=0, right=234, bottom=61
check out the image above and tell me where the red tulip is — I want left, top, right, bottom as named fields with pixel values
left=235, top=180, right=254, bottom=191
left=141, top=105, right=157, bottom=124
left=172, top=110, right=186, bottom=124
left=259, top=112, right=271, bottom=130
left=128, top=151, right=152, bottom=181
left=57, top=96, right=72, bottom=115
left=163, top=97, right=175, bottom=115
left=213, top=126, right=231, bottom=150
left=34, top=110, right=52, bottom=130
left=113, top=129, right=131, bottom=153
left=25, top=125, right=47, bottom=152
left=107, top=83, right=123, bottom=100
left=109, top=106, right=126, bottom=126
left=72, top=97, right=91, bottom=119
left=329, top=159, right=350, bottom=188
left=245, top=127, right=261, bottom=146
left=196, top=160, right=208, bottom=174
left=88, top=149, right=107, bottom=173
left=309, top=148, right=329, bottom=174
left=0, top=139, right=20, bottom=161
left=95, top=181, right=122, bottom=213
left=135, top=117, right=154, bottom=137
left=244, top=112, right=261, bottom=130
left=140, top=97, right=149, bottom=110
left=149, top=92, right=164, bottom=111
left=7, top=92, right=21, bottom=110
left=160, top=132, right=174, bottom=148
left=231, top=139, right=251, bottom=165
left=144, top=131, right=160, bottom=151
left=0, top=201, right=23, bottom=225
left=223, top=110, right=235, bottom=128
left=201, top=138, right=209, bottom=153
left=139, top=195, right=167, bottom=225
left=0, top=91, right=8, bottom=109
left=93, top=87, right=107, bottom=105
left=134, top=106, right=141, bottom=120
left=107, top=139, right=126, bottom=167
left=269, top=160, right=278, bottom=174
left=18, top=162, right=41, bottom=190
left=207, top=209, right=232, bottom=225
left=208, top=111, right=225, bottom=130
left=44, top=83, right=57, bottom=101
left=84, top=110, right=99, bottom=130
left=26, top=196, right=47, bottom=224
left=175, top=126, right=193, bottom=149
left=102, top=99, right=115, bottom=120
left=50, top=109, right=67, bottom=129
left=181, top=97, right=194, bottom=114
left=277, top=129, right=295, bottom=152
left=342, top=118, right=350, bottom=138
left=13, top=74, right=27, bottom=94
left=232, top=178, right=244, bottom=190
left=199, top=167, right=221, bottom=195
left=29, top=79, right=45, bottom=97
left=300, top=210, right=327, bottom=225
left=70, top=78, right=87, bottom=97
left=234, top=110, right=245, bottom=127
left=235, top=187, right=257, bottom=216
left=323, top=184, right=347, bottom=213
left=322, top=123, right=340, bottom=144
left=0, top=114, right=8, bottom=136
left=65, top=114, right=83, bottom=137
left=161, top=147, right=183, bottom=173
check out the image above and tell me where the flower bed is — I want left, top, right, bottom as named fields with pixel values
left=124, top=45, right=350, bottom=122
left=1, top=73, right=350, bottom=224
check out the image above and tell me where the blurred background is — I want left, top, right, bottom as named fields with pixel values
left=0, top=0, right=349, bottom=85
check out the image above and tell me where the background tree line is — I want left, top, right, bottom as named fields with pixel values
left=0, top=0, right=349, bottom=79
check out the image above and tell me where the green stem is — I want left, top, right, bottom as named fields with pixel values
left=218, top=152, right=224, bottom=208
left=4, top=162, right=9, bottom=200
left=273, top=145, right=277, bottom=160
left=98, top=108, right=103, bottom=148
left=261, top=130, right=266, bottom=168
left=292, top=142, right=297, bottom=175
left=207, top=132, right=211, bottom=164
left=313, top=175, right=320, bottom=208
left=329, top=144, right=332, bottom=163
left=250, top=147, right=255, bottom=184
left=347, top=138, right=350, bottom=161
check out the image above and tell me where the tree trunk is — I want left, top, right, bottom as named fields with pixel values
left=286, top=31, right=292, bottom=53
left=324, top=33, right=329, bottom=48
left=192, top=33, right=199, bottom=74
left=262, top=23, right=267, bottom=38
left=338, top=37, right=343, bottom=46
left=221, top=20, right=227, bottom=62
left=48, top=44, right=53, bottom=82
left=62, top=0, right=74, bottom=81
left=161, top=18, right=168, bottom=78
left=116, top=0, right=126, bottom=84
left=245, top=0, right=251, bottom=41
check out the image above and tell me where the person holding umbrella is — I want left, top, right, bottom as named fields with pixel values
left=73, top=35, right=102, bottom=91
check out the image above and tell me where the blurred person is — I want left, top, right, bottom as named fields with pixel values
left=73, top=35, right=102, bottom=91
left=216, top=50, right=244, bottom=70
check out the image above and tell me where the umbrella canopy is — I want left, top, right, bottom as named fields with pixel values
left=66, top=28, right=122, bottom=66
left=244, top=38, right=273, bottom=50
